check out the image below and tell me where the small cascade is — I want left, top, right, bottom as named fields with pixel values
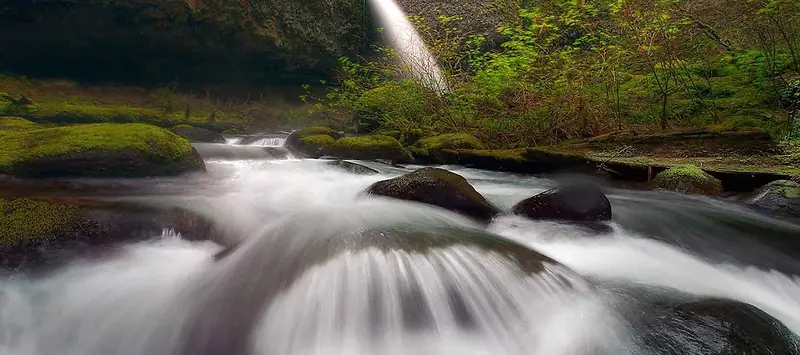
left=368, top=0, right=449, bottom=93
left=190, top=143, right=292, bottom=161
left=247, top=137, right=286, bottom=147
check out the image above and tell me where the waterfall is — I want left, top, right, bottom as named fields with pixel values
left=368, top=0, right=449, bottom=93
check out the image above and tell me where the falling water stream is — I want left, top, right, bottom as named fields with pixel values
left=368, top=0, right=449, bottom=93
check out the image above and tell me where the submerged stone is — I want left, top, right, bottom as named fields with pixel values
left=326, top=160, right=379, bottom=175
left=365, top=167, right=500, bottom=221
left=630, top=297, right=800, bottom=355
left=747, top=179, right=800, bottom=217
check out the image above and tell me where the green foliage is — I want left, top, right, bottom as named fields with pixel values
left=354, top=81, right=428, bottom=132
left=308, top=0, right=799, bottom=147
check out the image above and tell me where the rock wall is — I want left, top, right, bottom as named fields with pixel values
left=394, top=0, right=502, bottom=38
left=0, top=0, right=367, bottom=86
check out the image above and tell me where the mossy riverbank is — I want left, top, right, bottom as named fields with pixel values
left=0, top=119, right=204, bottom=178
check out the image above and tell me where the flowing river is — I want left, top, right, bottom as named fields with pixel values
left=1, top=147, right=799, bottom=355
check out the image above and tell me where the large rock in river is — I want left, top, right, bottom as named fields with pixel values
left=630, top=297, right=800, bottom=355
left=747, top=179, right=800, bottom=217
left=652, top=164, right=723, bottom=195
left=365, top=167, right=500, bottom=221
left=511, top=185, right=612, bottom=222
left=0, top=123, right=205, bottom=178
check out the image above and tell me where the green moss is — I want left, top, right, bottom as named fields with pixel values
left=0, top=116, right=39, bottom=132
left=299, top=134, right=336, bottom=151
left=766, top=180, right=800, bottom=198
left=0, top=198, right=83, bottom=248
left=0, top=123, right=203, bottom=177
left=652, top=164, right=724, bottom=195
left=172, top=124, right=194, bottom=130
left=223, top=128, right=243, bottom=135
left=330, top=135, right=413, bottom=163
left=417, top=133, right=484, bottom=151
left=295, top=126, right=337, bottom=138
left=25, top=102, right=180, bottom=125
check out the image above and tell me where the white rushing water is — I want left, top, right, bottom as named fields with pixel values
left=247, top=137, right=286, bottom=147
left=368, top=0, right=449, bottom=93
left=1, top=159, right=800, bottom=355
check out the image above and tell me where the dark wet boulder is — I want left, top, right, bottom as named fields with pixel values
left=330, top=135, right=414, bottom=164
left=171, top=125, right=226, bottom=143
left=365, top=167, right=500, bottom=221
left=0, top=123, right=205, bottom=178
left=284, top=127, right=340, bottom=157
left=631, top=297, right=800, bottom=355
left=747, top=179, right=800, bottom=217
left=326, top=160, right=379, bottom=175
left=652, top=165, right=723, bottom=195
left=511, top=185, right=612, bottom=222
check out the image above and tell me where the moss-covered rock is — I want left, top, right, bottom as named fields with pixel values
left=222, top=128, right=243, bottom=135
left=0, top=116, right=40, bottom=132
left=171, top=124, right=225, bottom=143
left=652, top=165, right=723, bottom=195
left=299, top=134, right=336, bottom=154
left=330, top=135, right=413, bottom=163
left=0, top=197, right=223, bottom=268
left=417, top=133, right=485, bottom=151
left=0, top=198, right=85, bottom=250
left=0, top=123, right=205, bottom=178
left=365, top=167, right=500, bottom=221
left=285, top=126, right=340, bottom=157
left=747, top=180, right=800, bottom=217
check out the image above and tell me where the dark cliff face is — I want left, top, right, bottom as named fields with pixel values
left=0, top=0, right=367, bottom=86
left=394, top=0, right=500, bottom=36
